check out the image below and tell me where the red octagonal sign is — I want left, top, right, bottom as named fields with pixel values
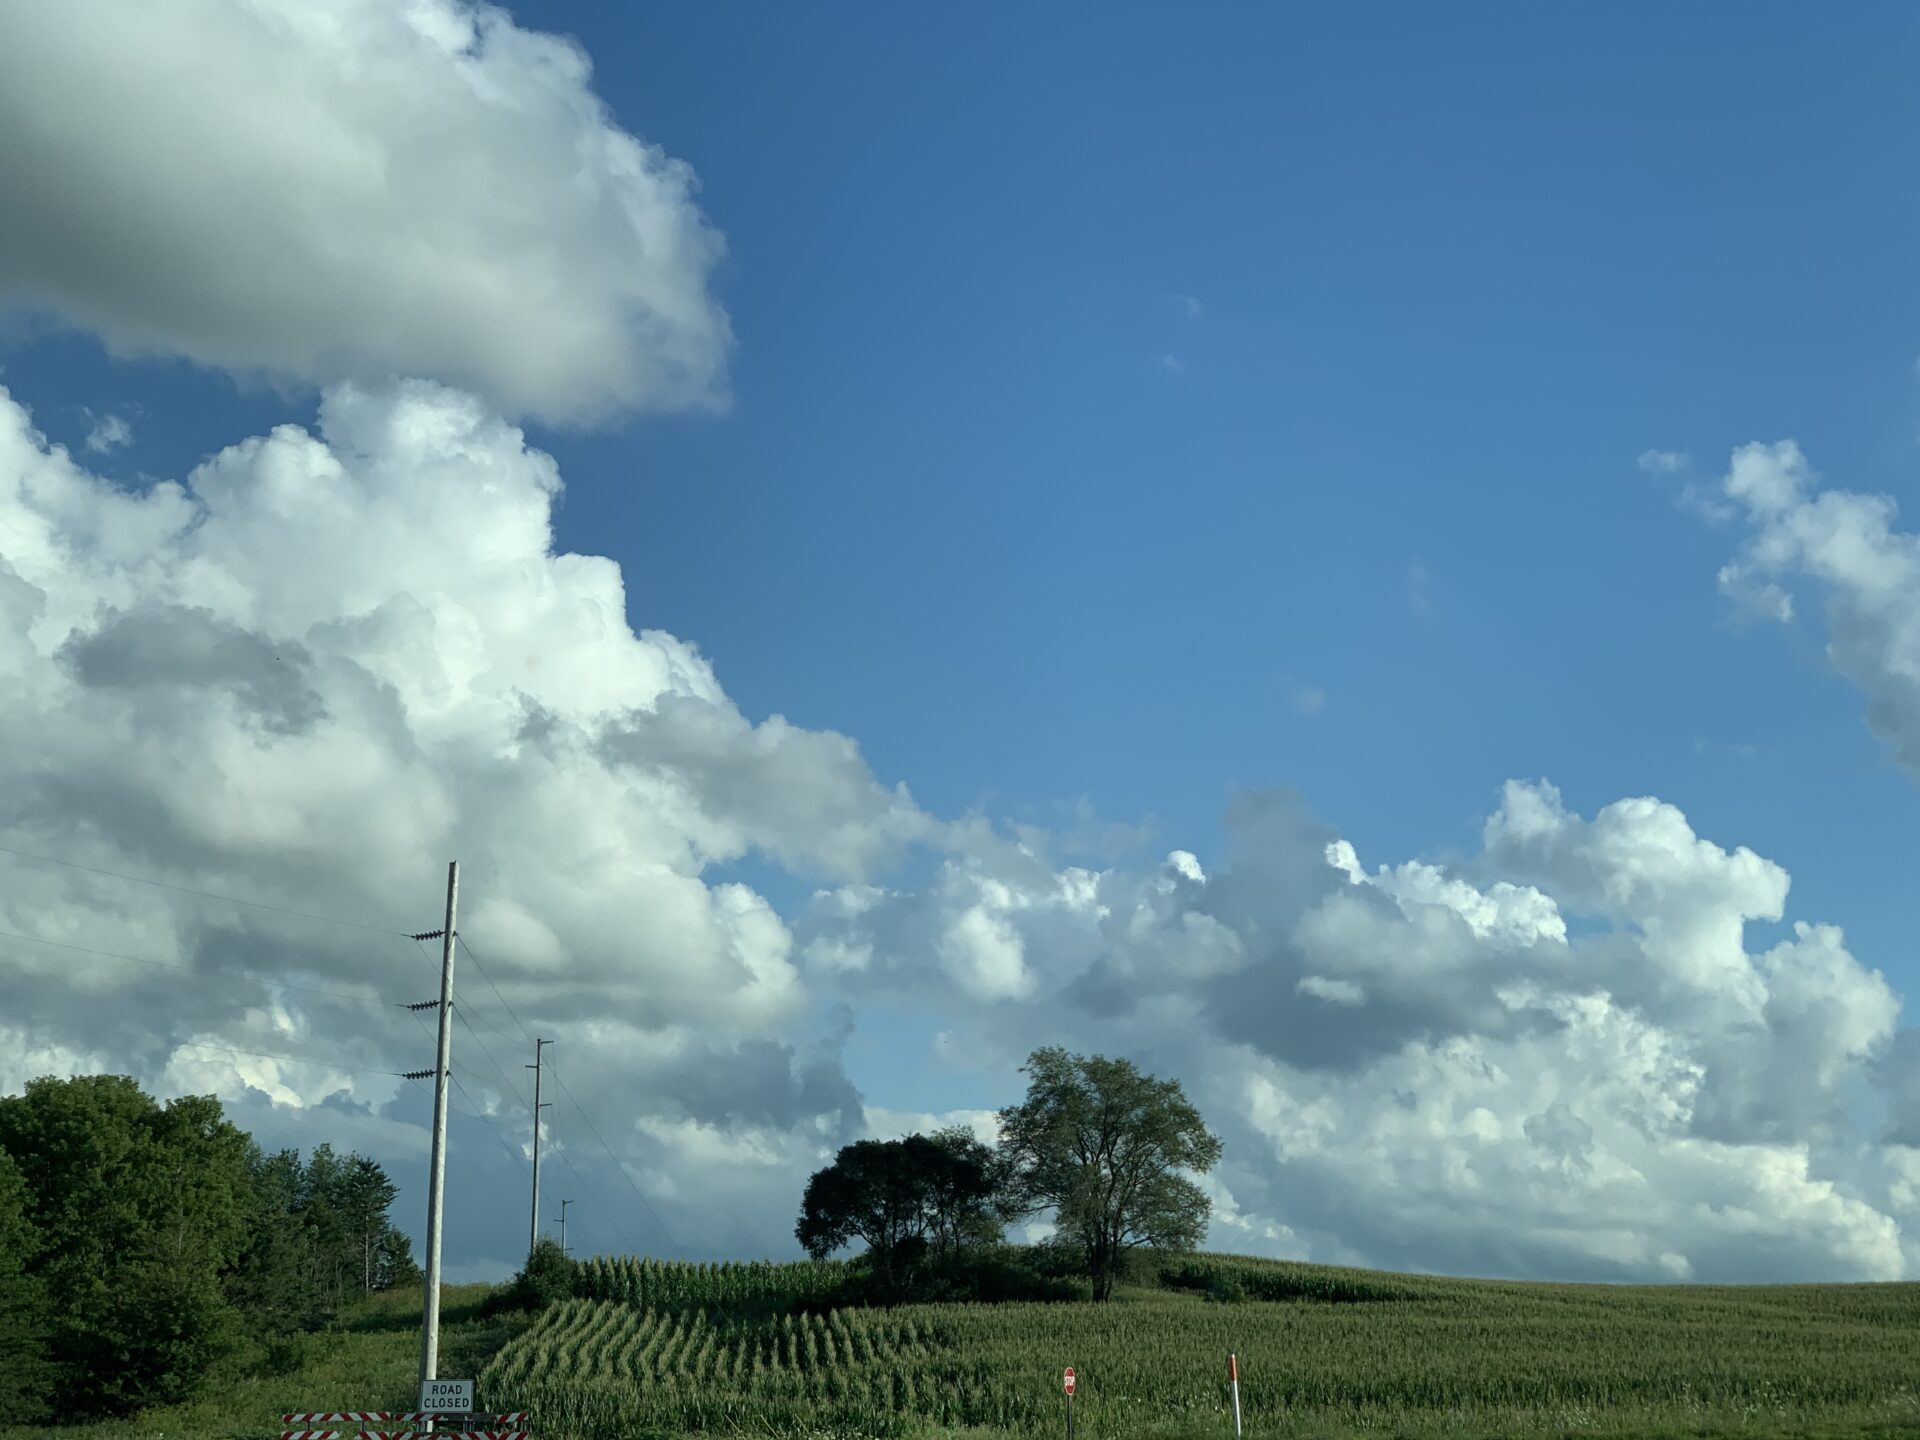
left=1064, top=1367, right=1076, bottom=1395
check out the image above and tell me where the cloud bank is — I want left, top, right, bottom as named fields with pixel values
left=2, top=383, right=1917, bottom=1280
left=0, top=378, right=921, bottom=1260
left=0, top=0, right=730, bottom=424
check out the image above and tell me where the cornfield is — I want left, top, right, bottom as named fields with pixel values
left=481, top=1255, right=1920, bottom=1440
left=576, top=1255, right=850, bottom=1311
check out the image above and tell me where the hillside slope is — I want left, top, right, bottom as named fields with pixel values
left=0, top=1285, right=526, bottom=1440
left=489, top=1252, right=1920, bottom=1440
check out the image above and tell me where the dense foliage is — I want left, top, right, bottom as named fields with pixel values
left=0, top=1074, right=417, bottom=1422
left=483, top=1236, right=583, bottom=1315
left=795, top=1129, right=1010, bottom=1298
left=997, top=1048, right=1221, bottom=1300
left=795, top=1051, right=1219, bottom=1303
left=482, top=1259, right=1920, bottom=1440
left=0, top=1149, right=52, bottom=1419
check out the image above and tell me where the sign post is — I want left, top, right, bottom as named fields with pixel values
left=1227, top=1353, right=1242, bottom=1438
left=1063, top=1366, right=1076, bottom=1440
left=418, top=1378, right=474, bottom=1419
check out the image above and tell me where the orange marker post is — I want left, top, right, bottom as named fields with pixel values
left=1227, top=1352, right=1242, bottom=1438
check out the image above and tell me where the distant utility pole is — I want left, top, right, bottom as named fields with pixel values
left=527, top=1038, right=551, bottom=1262
left=418, top=861, right=459, bottom=1391
left=556, top=1198, right=572, bottom=1256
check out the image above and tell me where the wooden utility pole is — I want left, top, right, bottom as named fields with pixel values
left=418, top=861, right=459, bottom=1390
left=527, top=1038, right=550, bottom=1263
left=556, top=1197, right=572, bottom=1256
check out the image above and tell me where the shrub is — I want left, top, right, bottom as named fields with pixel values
left=482, top=1238, right=581, bottom=1315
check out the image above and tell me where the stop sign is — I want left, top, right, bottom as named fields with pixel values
left=1064, top=1367, right=1076, bottom=1395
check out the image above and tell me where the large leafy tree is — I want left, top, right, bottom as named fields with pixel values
left=923, top=1126, right=1013, bottom=1254
left=997, top=1047, right=1221, bottom=1301
left=795, top=1132, right=1005, bottom=1298
left=0, top=1075, right=253, bottom=1415
left=0, top=1147, right=52, bottom=1422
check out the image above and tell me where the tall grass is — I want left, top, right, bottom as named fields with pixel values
left=0, top=1285, right=526, bottom=1440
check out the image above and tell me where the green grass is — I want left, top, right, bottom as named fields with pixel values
left=479, top=1254, right=1920, bottom=1440
left=0, top=1285, right=529, bottom=1440
left=15, top=1256, right=1920, bottom=1440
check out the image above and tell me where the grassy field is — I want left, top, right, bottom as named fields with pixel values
left=0, top=1285, right=527, bottom=1440
left=9, top=1256, right=1920, bottom=1440
left=483, top=1254, right=1920, bottom=1440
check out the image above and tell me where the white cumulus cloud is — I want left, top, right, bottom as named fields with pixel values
left=1711, top=439, right=1920, bottom=774
left=0, top=0, right=730, bottom=425
left=800, top=783, right=1915, bottom=1281
left=0, top=378, right=924, bottom=1256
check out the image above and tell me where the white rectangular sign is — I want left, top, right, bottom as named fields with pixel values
left=417, top=1378, right=474, bottom=1414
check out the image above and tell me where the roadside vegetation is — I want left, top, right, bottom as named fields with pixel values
left=10, top=1051, right=1918, bottom=1440
left=0, top=1283, right=521, bottom=1440
left=0, top=1074, right=423, bottom=1425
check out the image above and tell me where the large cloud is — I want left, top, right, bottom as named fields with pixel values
left=0, top=378, right=917, bottom=1257
left=0, top=0, right=729, bottom=424
left=800, top=783, right=1916, bottom=1282
left=3, top=383, right=1917, bottom=1279
left=1701, top=438, right=1920, bottom=1155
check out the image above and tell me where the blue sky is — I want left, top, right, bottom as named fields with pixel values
left=28, top=2, right=1920, bottom=933
left=556, top=0, right=1920, bottom=1064
left=4, top=0, right=1920, bottom=1280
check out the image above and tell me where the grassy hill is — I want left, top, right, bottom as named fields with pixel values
left=9, top=1255, right=1920, bottom=1440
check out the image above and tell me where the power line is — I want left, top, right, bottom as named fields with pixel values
left=452, top=1008, right=533, bottom=1112
left=450, top=1073, right=532, bottom=1176
left=400, top=1007, right=529, bottom=1178
left=401, top=961, right=647, bottom=1266
left=448, top=933, right=535, bottom=1045
left=0, top=1006, right=419, bottom=1081
left=0, top=840, right=409, bottom=936
left=0, top=926, right=404, bottom=1012
left=548, top=1064, right=679, bottom=1253
left=406, top=936, right=519, bottom=1046
left=405, top=939, right=534, bottom=1113
left=443, top=926, right=679, bottom=1255
left=551, top=1143, right=636, bottom=1255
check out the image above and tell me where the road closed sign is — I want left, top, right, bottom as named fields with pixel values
left=419, top=1378, right=474, bottom=1414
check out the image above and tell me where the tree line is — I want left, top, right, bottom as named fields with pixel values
left=0, top=1074, right=418, bottom=1423
left=796, top=1047, right=1221, bottom=1303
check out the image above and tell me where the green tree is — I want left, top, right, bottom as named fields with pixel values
left=925, top=1125, right=1013, bottom=1254
left=0, top=1075, right=251, bottom=1416
left=795, top=1132, right=1004, bottom=1299
left=372, top=1221, right=421, bottom=1291
left=231, top=1146, right=314, bottom=1327
left=0, top=1147, right=52, bottom=1422
left=490, top=1236, right=578, bottom=1312
left=299, top=1143, right=352, bottom=1309
left=338, top=1154, right=401, bottom=1294
left=996, top=1047, right=1221, bottom=1301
